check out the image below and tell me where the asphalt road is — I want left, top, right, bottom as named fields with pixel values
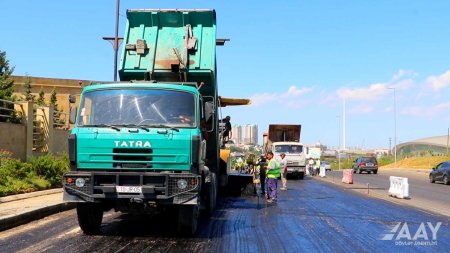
left=323, top=169, right=450, bottom=216
left=1, top=178, right=449, bottom=253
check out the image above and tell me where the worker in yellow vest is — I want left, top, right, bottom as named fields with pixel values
left=266, top=151, right=280, bottom=203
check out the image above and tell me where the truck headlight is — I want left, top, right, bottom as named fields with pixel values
left=177, top=179, right=188, bottom=190
left=75, top=178, right=86, bottom=188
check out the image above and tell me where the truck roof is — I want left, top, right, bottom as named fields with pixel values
left=81, top=82, right=199, bottom=94
left=273, top=142, right=303, bottom=145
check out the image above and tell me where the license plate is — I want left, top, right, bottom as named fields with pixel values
left=366, top=163, right=373, bottom=166
left=116, top=186, right=142, bottom=193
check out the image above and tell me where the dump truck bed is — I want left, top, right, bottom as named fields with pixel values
left=119, top=9, right=217, bottom=97
left=268, top=124, right=301, bottom=142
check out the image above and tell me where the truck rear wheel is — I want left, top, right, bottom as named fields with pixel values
left=178, top=205, right=199, bottom=236
left=76, top=203, right=103, bottom=235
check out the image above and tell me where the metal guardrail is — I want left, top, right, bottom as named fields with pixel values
left=0, top=99, right=22, bottom=120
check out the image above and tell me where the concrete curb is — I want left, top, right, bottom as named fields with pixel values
left=0, top=202, right=76, bottom=232
left=0, top=188, right=63, bottom=203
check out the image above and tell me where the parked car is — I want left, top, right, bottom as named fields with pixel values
left=429, top=161, right=450, bottom=185
left=352, top=156, right=378, bottom=174
left=320, top=161, right=332, bottom=171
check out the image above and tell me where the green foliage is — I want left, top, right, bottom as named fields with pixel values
left=0, top=151, right=69, bottom=196
left=50, top=87, right=58, bottom=111
left=36, top=88, right=46, bottom=106
left=23, top=74, right=35, bottom=102
left=30, top=153, right=69, bottom=187
left=0, top=50, right=16, bottom=122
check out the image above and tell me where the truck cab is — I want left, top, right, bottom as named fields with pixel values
left=273, top=141, right=306, bottom=178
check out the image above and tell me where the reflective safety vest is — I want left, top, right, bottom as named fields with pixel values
left=267, top=159, right=280, bottom=179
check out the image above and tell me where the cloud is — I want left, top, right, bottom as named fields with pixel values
left=426, top=70, right=450, bottom=90
left=337, top=83, right=387, bottom=101
left=392, top=78, right=414, bottom=90
left=391, top=69, right=417, bottom=82
left=402, top=102, right=450, bottom=117
left=249, top=92, right=278, bottom=106
left=348, top=105, right=374, bottom=114
left=249, top=85, right=312, bottom=106
left=286, top=86, right=311, bottom=96
left=392, top=69, right=406, bottom=81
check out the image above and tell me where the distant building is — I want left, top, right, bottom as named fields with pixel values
left=397, top=135, right=450, bottom=157
left=231, top=125, right=242, bottom=144
left=244, top=124, right=258, bottom=145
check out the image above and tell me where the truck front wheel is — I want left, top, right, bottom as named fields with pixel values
left=204, top=172, right=217, bottom=216
left=298, top=172, right=305, bottom=180
left=178, top=205, right=199, bottom=236
left=76, top=203, right=103, bottom=235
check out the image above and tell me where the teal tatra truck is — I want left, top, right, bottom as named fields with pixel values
left=63, top=9, right=239, bottom=235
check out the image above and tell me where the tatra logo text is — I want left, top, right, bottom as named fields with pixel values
left=114, top=140, right=151, bottom=148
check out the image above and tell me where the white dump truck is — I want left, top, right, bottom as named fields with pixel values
left=263, top=124, right=306, bottom=179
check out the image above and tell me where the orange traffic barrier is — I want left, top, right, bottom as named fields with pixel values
left=342, top=169, right=353, bottom=184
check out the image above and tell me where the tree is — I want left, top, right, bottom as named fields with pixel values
left=50, top=87, right=65, bottom=128
left=50, top=88, right=58, bottom=111
left=0, top=51, right=16, bottom=122
left=23, top=74, right=35, bottom=102
left=36, top=89, right=46, bottom=106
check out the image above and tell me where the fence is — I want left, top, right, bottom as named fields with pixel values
left=53, top=110, right=68, bottom=129
left=0, top=98, right=23, bottom=123
left=0, top=101, right=69, bottom=161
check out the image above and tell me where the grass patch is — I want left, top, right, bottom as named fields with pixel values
left=323, top=155, right=450, bottom=170
left=380, top=156, right=450, bottom=169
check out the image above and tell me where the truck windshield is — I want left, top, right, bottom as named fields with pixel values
left=77, top=89, right=196, bottom=127
left=274, top=145, right=303, bottom=154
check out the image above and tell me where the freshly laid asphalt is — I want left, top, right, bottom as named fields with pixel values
left=0, top=168, right=447, bottom=234
left=1, top=177, right=450, bottom=253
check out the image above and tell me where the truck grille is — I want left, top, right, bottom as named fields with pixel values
left=113, top=148, right=152, bottom=168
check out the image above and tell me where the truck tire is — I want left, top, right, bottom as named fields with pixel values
left=298, top=172, right=304, bottom=180
left=76, top=203, right=103, bottom=235
left=178, top=205, right=199, bottom=236
left=204, top=172, right=217, bottom=216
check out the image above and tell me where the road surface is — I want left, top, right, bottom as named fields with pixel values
left=1, top=178, right=449, bottom=253
left=322, top=169, right=450, bottom=217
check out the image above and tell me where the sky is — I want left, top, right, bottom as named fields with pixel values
left=1, top=0, right=450, bottom=149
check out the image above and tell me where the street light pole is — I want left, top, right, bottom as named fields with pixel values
left=113, top=0, right=120, bottom=82
left=103, top=0, right=123, bottom=81
left=388, top=87, right=397, bottom=169
left=337, top=115, right=341, bottom=171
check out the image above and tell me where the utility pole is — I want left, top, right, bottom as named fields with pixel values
left=389, top=137, right=392, bottom=155
left=447, top=127, right=449, bottom=156
left=103, top=0, right=123, bottom=81
left=387, top=87, right=397, bottom=169
left=343, top=98, right=346, bottom=150
left=337, top=115, right=341, bottom=171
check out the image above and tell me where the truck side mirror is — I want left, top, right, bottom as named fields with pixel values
left=69, top=94, right=76, bottom=104
left=204, top=101, right=214, bottom=122
left=69, top=105, right=77, bottom=124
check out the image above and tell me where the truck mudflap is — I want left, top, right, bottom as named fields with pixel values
left=63, top=171, right=200, bottom=205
